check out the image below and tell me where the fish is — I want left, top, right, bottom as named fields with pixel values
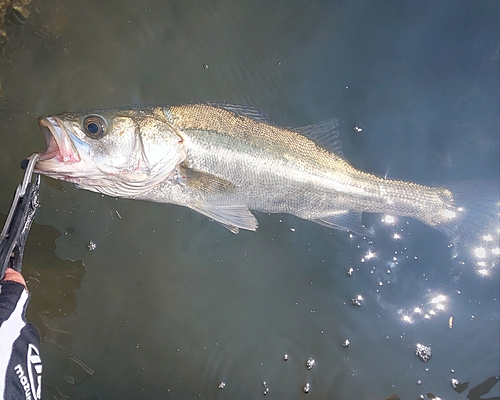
left=33, top=103, right=498, bottom=241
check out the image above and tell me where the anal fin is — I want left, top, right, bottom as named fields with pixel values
left=190, top=204, right=258, bottom=234
left=312, top=211, right=373, bottom=236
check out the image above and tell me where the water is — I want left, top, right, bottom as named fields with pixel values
left=1, top=1, right=499, bottom=398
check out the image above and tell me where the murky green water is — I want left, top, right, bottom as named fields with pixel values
left=1, top=1, right=499, bottom=399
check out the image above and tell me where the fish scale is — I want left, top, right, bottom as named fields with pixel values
left=165, top=104, right=441, bottom=221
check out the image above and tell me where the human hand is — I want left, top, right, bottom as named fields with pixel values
left=2, top=268, right=27, bottom=288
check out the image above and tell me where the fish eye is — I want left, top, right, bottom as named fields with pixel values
left=83, top=115, right=106, bottom=139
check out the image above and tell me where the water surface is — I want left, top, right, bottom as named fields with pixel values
left=0, top=1, right=498, bottom=398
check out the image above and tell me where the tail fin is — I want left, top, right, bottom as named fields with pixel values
left=434, top=180, right=499, bottom=250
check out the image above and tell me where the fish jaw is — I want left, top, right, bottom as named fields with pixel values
left=35, top=116, right=92, bottom=183
left=38, top=116, right=82, bottom=163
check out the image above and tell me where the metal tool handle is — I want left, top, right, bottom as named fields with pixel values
left=0, top=155, right=41, bottom=279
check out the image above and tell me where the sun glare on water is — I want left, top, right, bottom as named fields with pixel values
left=399, top=293, right=449, bottom=325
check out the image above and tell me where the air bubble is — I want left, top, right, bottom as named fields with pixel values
left=305, top=358, right=315, bottom=370
left=351, top=295, right=363, bottom=306
left=415, top=343, right=432, bottom=362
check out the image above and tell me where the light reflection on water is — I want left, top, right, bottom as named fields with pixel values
left=0, top=0, right=499, bottom=399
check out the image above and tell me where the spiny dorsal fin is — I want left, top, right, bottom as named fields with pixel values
left=207, top=102, right=269, bottom=123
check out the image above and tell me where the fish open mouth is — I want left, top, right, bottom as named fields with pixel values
left=37, top=116, right=81, bottom=163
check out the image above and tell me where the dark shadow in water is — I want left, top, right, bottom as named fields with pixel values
left=467, top=375, right=500, bottom=400
left=387, top=375, right=500, bottom=400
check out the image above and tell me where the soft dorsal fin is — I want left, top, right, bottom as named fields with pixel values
left=294, top=118, right=344, bottom=157
left=312, top=211, right=373, bottom=236
left=208, top=102, right=269, bottom=123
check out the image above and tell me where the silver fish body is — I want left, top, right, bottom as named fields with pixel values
left=34, top=103, right=495, bottom=238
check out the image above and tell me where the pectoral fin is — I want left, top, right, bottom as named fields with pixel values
left=190, top=204, right=258, bottom=234
left=313, top=211, right=373, bottom=236
left=178, top=164, right=237, bottom=194
left=173, top=165, right=256, bottom=233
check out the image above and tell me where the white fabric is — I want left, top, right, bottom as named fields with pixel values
left=0, top=288, right=28, bottom=398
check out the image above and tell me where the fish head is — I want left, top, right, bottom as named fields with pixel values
left=35, top=107, right=186, bottom=197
